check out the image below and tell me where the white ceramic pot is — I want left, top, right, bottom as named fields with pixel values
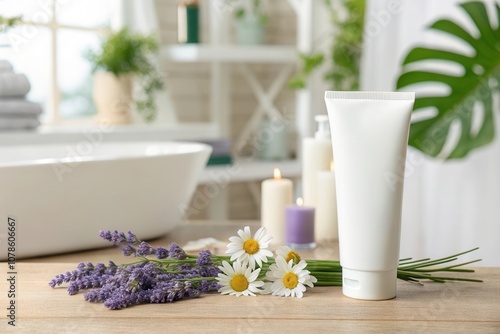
left=93, top=72, right=133, bottom=124
left=235, top=15, right=265, bottom=45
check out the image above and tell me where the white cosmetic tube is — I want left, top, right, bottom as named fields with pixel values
left=324, top=91, right=415, bottom=300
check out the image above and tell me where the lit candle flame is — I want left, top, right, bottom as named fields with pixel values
left=274, top=168, right=282, bottom=180
left=296, top=197, right=303, bottom=206
left=330, top=160, right=334, bottom=171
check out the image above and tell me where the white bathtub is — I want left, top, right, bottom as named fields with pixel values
left=0, top=139, right=211, bottom=259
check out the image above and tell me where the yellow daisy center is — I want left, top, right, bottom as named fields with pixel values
left=286, top=251, right=301, bottom=263
left=230, top=274, right=249, bottom=292
left=283, top=272, right=299, bottom=289
left=243, top=239, right=259, bottom=254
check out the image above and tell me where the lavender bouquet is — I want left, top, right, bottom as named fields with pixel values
left=49, top=227, right=482, bottom=310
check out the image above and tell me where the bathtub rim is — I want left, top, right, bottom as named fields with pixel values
left=0, top=141, right=213, bottom=168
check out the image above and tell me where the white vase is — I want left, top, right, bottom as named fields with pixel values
left=235, top=15, right=265, bottom=45
left=258, top=117, right=290, bottom=161
left=93, top=72, right=133, bottom=124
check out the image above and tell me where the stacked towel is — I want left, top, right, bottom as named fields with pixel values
left=0, top=60, right=14, bottom=72
left=0, top=73, right=31, bottom=97
left=0, top=61, right=42, bottom=131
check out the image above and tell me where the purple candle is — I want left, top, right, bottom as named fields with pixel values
left=285, top=198, right=316, bottom=249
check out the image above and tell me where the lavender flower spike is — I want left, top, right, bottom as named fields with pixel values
left=155, top=247, right=169, bottom=259
left=50, top=230, right=225, bottom=310
left=126, top=231, right=140, bottom=243
left=169, top=243, right=186, bottom=260
left=196, top=250, right=212, bottom=266
left=120, top=244, right=136, bottom=257
left=99, top=230, right=128, bottom=245
left=136, top=241, right=155, bottom=257
left=100, top=230, right=155, bottom=258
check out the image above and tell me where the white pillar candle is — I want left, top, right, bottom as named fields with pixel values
left=261, top=168, right=293, bottom=245
left=315, top=163, right=338, bottom=241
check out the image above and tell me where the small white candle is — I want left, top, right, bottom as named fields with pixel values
left=315, top=161, right=338, bottom=241
left=261, top=168, right=293, bottom=245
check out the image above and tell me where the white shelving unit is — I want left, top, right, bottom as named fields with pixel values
left=198, top=159, right=302, bottom=185
left=163, top=0, right=322, bottom=219
left=161, top=45, right=297, bottom=63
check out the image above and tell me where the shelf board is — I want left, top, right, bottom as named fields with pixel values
left=161, top=44, right=298, bottom=63
left=0, top=123, right=221, bottom=145
left=199, top=159, right=301, bottom=184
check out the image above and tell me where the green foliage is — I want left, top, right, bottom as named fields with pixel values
left=86, top=28, right=163, bottom=122
left=0, top=16, right=22, bottom=33
left=235, top=8, right=245, bottom=19
left=135, top=73, right=164, bottom=122
left=288, top=53, right=325, bottom=89
left=324, top=0, right=365, bottom=90
left=288, top=0, right=365, bottom=90
left=86, top=28, right=158, bottom=76
left=233, top=0, right=267, bottom=23
left=397, top=1, right=500, bottom=159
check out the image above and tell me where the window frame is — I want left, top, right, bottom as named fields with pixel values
left=11, top=0, right=109, bottom=125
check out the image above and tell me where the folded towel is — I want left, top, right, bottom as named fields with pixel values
left=0, top=60, right=14, bottom=73
left=0, top=73, right=31, bottom=97
left=0, top=117, right=40, bottom=130
left=0, top=99, right=42, bottom=117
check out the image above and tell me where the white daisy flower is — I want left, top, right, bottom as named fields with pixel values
left=264, top=256, right=317, bottom=298
left=276, top=245, right=301, bottom=264
left=226, top=226, right=273, bottom=269
left=216, top=260, right=264, bottom=297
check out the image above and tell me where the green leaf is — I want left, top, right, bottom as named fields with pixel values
left=0, top=15, right=22, bottom=32
left=85, top=28, right=163, bottom=123
left=396, top=1, right=500, bottom=159
left=287, top=53, right=324, bottom=90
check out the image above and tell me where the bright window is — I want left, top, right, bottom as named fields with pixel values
left=0, top=0, right=114, bottom=123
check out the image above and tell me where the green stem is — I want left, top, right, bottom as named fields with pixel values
left=126, top=247, right=482, bottom=288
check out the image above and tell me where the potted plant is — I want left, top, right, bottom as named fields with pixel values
left=0, top=16, right=22, bottom=48
left=233, top=0, right=267, bottom=45
left=0, top=15, right=21, bottom=33
left=86, top=28, right=163, bottom=124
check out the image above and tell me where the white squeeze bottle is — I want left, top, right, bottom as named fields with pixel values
left=302, top=115, right=333, bottom=207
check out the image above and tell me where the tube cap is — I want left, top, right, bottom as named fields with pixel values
left=342, top=268, right=397, bottom=300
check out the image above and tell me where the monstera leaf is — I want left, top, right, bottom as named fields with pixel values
left=397, top=1, right=500, bottom=159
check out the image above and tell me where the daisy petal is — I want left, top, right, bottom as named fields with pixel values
left=229, top=251, right=244, bottom=261
left=293, top=260, right=307, bottom=273
left=221, top=261, right=234, bottom=275
left=261, top=282, right=273, bottom=294
left=247, top=268, right=261, bottom=282
left=228, top=236, right=243, bottom=243
left=243, top=226, right=252, bottom=238
left=259, top=235, right=273, bottom=246
left=254, top=226, right=265, bottom=241
left=248, top=256, right=256, bottom=269
left=263, top=257, right=315, bottom=298
left=276, top=257, right=289, bottom=272
left=260, top=249, right=274, bottom=258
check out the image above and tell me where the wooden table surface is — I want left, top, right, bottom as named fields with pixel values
left=2, top=221, right=500, bottom=333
